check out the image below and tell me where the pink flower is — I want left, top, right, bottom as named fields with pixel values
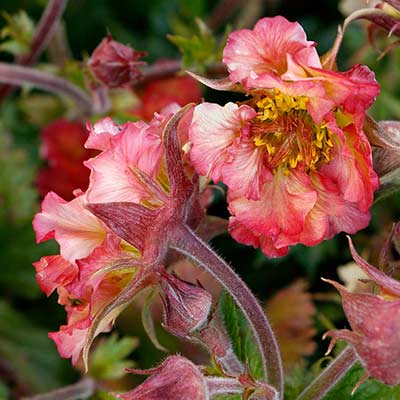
left=323, top=238, right=400, bottom=385
left=88, top=34, right=146, bottom=88
left=189, top=16, right=380, bottom=257
left=33, top=104, right=205, bottom=365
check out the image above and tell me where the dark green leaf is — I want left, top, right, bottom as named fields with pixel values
left=322, top=363, right=400, bottom=400
left=219, top=291, right=263, bottom=380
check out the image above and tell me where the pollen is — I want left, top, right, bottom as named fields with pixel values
left=251, top=90, right=334, bottom=173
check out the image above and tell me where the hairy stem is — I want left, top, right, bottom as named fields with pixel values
left=22, top=377, right=96, bottom=400
left=171, top=223, right=284, bottom=399
left=0, top=63, right=93, bottom=114
left=296, top=346, right=357, bottom=400
left=0, top=0, right=68, bottom=101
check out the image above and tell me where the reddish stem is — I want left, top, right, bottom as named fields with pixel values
left=296, top=346, right=357, bottom=400
left=0, top=0, right=68, bottom=101
left=0, top=62, right=93, bottom=114
left=171, top=223, right=283, bottom=399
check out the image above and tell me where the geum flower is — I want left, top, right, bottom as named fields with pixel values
left=323, top=237, right=400, bottom=386
left=33, top=104, right=204, bottom=367
left=188, top=16, right=380, bottom=257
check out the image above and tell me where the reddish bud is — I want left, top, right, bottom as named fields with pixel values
left=88, top=34, right=146, bottom=88
left=159, top=271, right=212, bottom=338
left=116, top=355, right=208, bottom=400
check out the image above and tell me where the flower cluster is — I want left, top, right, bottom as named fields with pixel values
left=33, top=105, right=204, bottom=365
left=188, top=16, right=380, bottom=257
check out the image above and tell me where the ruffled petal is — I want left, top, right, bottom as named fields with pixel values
left=321, top=122, right=379, bottom=212
left=85, top=117, right=122, bottom=151
left=228, top=170, right=317, bottom=257
left=32, top=192, right=106, bottom=263
left=33, top=255, right=78, bottom=296
left=189, top=102, right=257, bottom=185
left=85, top=120, right=164, bottom=204
left=223, top=16, right=320, bottom=85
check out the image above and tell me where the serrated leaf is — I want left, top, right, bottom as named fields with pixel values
left=168, top=18, right=226, bottom=72
left=219, top=291, right=263, bottom=380
left=322, top=363, right=400, bottom=400
left=0, top=10, right=34, bottom=56
left=89, top=334, right=138, bottom=380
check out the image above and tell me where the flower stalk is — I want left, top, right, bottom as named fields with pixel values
left=170, top=223, right=284, bottom=399
left=0, top=0, right=68, bottom=101
left=0, top=62, right=93, bottom=114
left=296, top=346, right=357, bottom=400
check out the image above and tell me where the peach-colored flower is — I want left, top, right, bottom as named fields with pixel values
left=33, top=104, right=205, bottom=365
left=189, top=16, right=380, bottom=257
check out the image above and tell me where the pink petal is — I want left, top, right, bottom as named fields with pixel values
left=33, top=255, right=78, bottom=296
left=85, top=120, right=164, bottom=204
left=189, top=102, right=257, bottom=185
left=33, top=192, right=106, bottom=263
left=223, top=16, right=320, bottom=85
left=85, top=117, right=122, bottom=151
left=321, top=123, right=379, bottom=212
left=228, top=170, right=317, bottom=256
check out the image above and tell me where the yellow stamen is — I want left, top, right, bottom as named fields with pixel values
left=251, top=90, right=334, bottom=173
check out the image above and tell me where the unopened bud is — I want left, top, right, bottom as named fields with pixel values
left=88, top=34, right=146, bottom=88
left=159, top=271, right=212, bottom=338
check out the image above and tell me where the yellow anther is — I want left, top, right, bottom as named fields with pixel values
left=252, top=90, right=334, bottom=173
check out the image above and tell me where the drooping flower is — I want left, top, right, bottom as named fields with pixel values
left=37, top=119, right=98, bottom=200
left=324, top=238, right=400, bottom=385
left=189, top=16, right=380, bottom=257
left=33, top=105, right=204, bottom=366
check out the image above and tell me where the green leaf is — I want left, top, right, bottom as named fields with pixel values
left=0, top=301, right=74, bottom=393
left=168, top=18, right=228, bottom=72
left=90, top=390, right=119, bottom=400
left=89, top=334, right=138, bottom=380
left=219, top=291, right=263, bottom=380
left=0, top=10, right=34, bottom=56
left=322, top=363, right=400, bottom=400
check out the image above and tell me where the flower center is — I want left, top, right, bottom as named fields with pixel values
left=250, top=90, right=334, bottom=173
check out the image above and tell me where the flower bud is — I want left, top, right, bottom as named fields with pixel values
left=323, top=238, right=400, bottom=385
left=159, top=270, right=212, bottom=338
left=115, top=355, right=208, bottom=400
left=88, top=34, right=146, bottom=88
